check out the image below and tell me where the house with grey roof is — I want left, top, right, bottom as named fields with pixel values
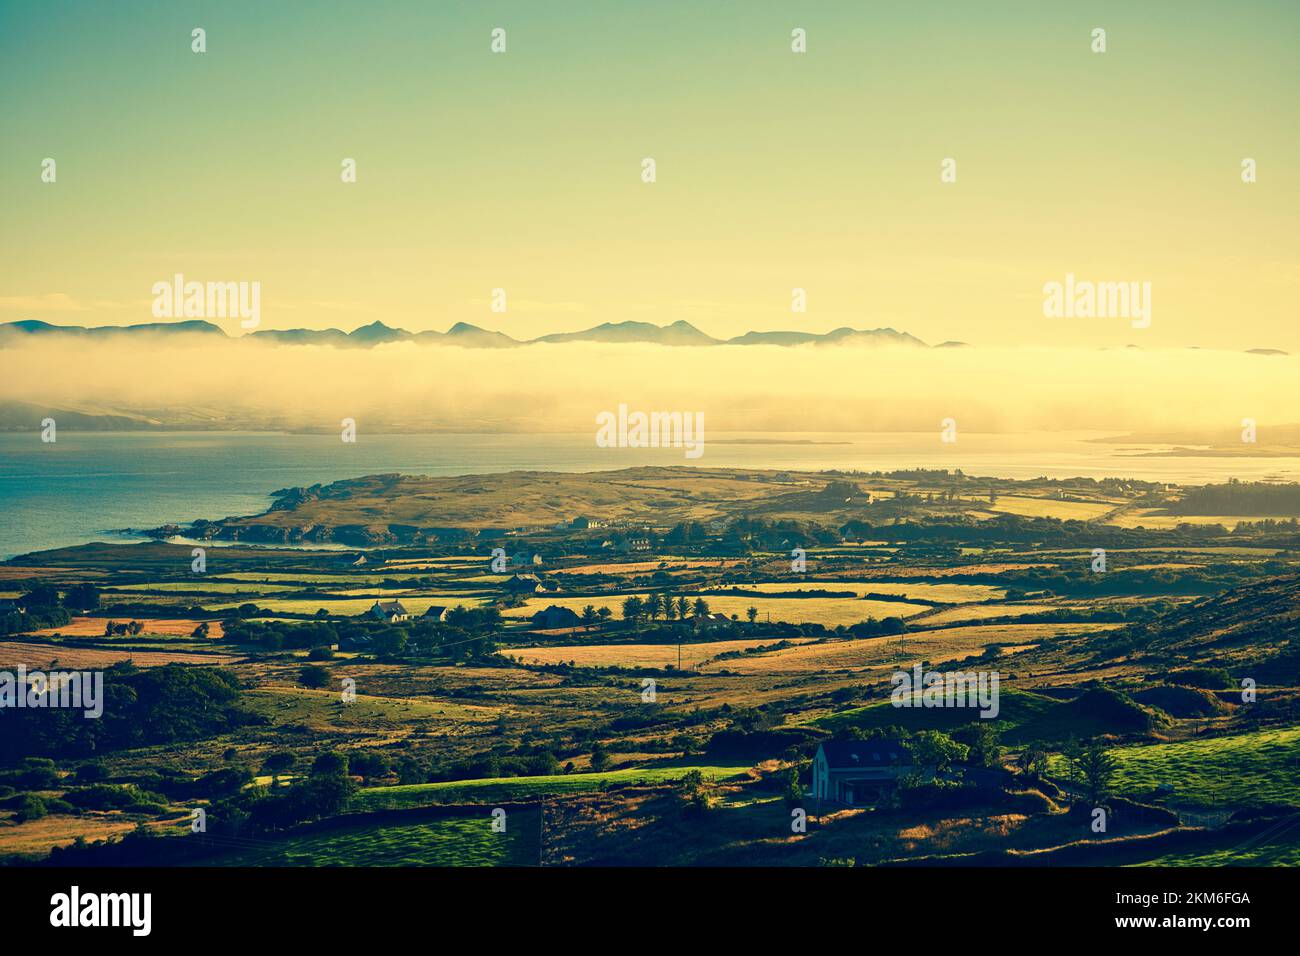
left=811, top=738, right=912, bottom=806
left=368, top=600, right=409, bottom=623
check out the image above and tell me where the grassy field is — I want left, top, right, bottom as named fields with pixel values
left=0, top=640, right=241, bottom=669
left=504, top=637, right=816, bottom=670
left=240, top=686, right=502, bottom=734
left=712, top=623, right=1108, bottom=676
left=206, top=812, right=540, bottom=866
left=1136, top=840, right=1300, bottom=867
left=1107, top=511, right=1267, bottom=530
left=1089, top=726, right=1300, bottom=809
left=720, top=581, right=1006, bottom=602
left=352, top=762, right=754, bottom=810
left=108, top=581, right=303, bottom=594
left=30, top=617, right=226, bottom=639
left=918, top=604, right=1062, bottom=625
left=499, top=593, right=930, bottom=627
left=815, top=687, right=1155, bottom=744
left=986, top=495, right=1116, bottom=520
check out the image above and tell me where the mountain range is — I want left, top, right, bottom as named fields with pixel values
left=0, top=318, right=952, bottom=349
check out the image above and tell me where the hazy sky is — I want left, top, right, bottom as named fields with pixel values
left=2, top=1, right=1298, bottom=350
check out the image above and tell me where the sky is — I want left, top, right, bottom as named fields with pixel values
left=1, top=0, right=1298, bottom=351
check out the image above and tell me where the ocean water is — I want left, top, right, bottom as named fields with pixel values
left=1, top=430, right=1298, bottom=560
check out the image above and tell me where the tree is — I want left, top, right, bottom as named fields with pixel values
left=580, top=605, right=599, bottom=631
left=595, top=606, right=612, bottom=625
left=692, top=597, right=710, bottom=619
left=262, top=752, right=296, bottom=775
left=783, top=767, right=804, bottom=809
left=64, top=584, right=100, bottom=611
left=15, top=794, right=47, bottom=823
left=298, top=664, right=330, bottom=689
left=1016, top=745, right=1049, bottom=779
left=371, top=627, right=408, bottom=658
left=676, top=596, right=690, bottom=621
left=953, top=723, right=1002, bottom=768
left=646, top=595, right=660, bottom=622
left=620, top=596, right=644, bottom=624
left=662, top=593, right=677, bottom=621
left=746, top=606, right=759, bottom=624
left=20, top=586, right=61, bottom=610
left=590, top=742, right=611, bottom=772
left=904, top=730, right=968, bottom=780
left=312, top=751, right=349, bottom=778
left=1064, top=740, right=1118, bottom=806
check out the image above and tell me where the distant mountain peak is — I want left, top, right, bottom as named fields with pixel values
left=0, top=318, right=937, bottom=350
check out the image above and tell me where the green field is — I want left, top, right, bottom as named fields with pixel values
left=1093, top=726, right=1300, bottom=810
left=207, top=812, right=539, bottom=866
left=813, top=688, right=1159, bottom=745
left=1136, top=841, right=1300, bottom=867
left=352, top=762, right=754, bottom=810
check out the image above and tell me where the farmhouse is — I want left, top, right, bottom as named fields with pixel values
left=368, top=600, right=409, bottom=623
left=693, top=611, right=734, bottom=631
left=530, top=605, right=582, bottom=630
left=422, top=605, right=450, bottom=623
left=811, top=738, right=912, bottom=806
left=505, top=573, right=546, bottom=595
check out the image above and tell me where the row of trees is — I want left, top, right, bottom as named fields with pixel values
left=0, top=584, right=94, bottom=636
left=619, top=594, right=712, bottom=623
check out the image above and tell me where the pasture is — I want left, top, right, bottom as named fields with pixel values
left=207, top=811, right=540, bottom=866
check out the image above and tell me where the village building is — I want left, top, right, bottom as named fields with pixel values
left=422, top=605, right=450, bottom=623
left=530, top=605, right=582, bottom=629
left=368, top=600, right=409, bottom=623
left=505, top=573, right=557, bottom=595
left=811, top=739, right=912, bottom=806
left=693, top=611, right=735, bottom=631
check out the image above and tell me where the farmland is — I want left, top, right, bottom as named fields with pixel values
left=3, top=466, right=1299, bottom=869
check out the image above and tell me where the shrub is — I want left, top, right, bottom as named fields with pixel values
left=14, top=794, right=47, bottom=823
left=298, top=665, right=331, bottom=689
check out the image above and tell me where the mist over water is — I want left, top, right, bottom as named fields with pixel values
left=4, top=337, right=1299, bottom=556
left=2, top=337, right=1299, bottom=435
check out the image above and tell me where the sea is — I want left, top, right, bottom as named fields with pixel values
left=2, top=430, right=1298, bottom=560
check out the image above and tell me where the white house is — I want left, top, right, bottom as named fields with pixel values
left=368, top=600, right=409, bottom=623
left=811, top=739, right=911, bottom=806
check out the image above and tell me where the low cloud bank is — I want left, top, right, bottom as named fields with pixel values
left=2, top=337, right=1295, bottom=436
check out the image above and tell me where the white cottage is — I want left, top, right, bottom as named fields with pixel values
left=811, top=738, right=911, bottom=806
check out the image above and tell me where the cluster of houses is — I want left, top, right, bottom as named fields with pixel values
left=367, top=600, right=448, bottom=625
